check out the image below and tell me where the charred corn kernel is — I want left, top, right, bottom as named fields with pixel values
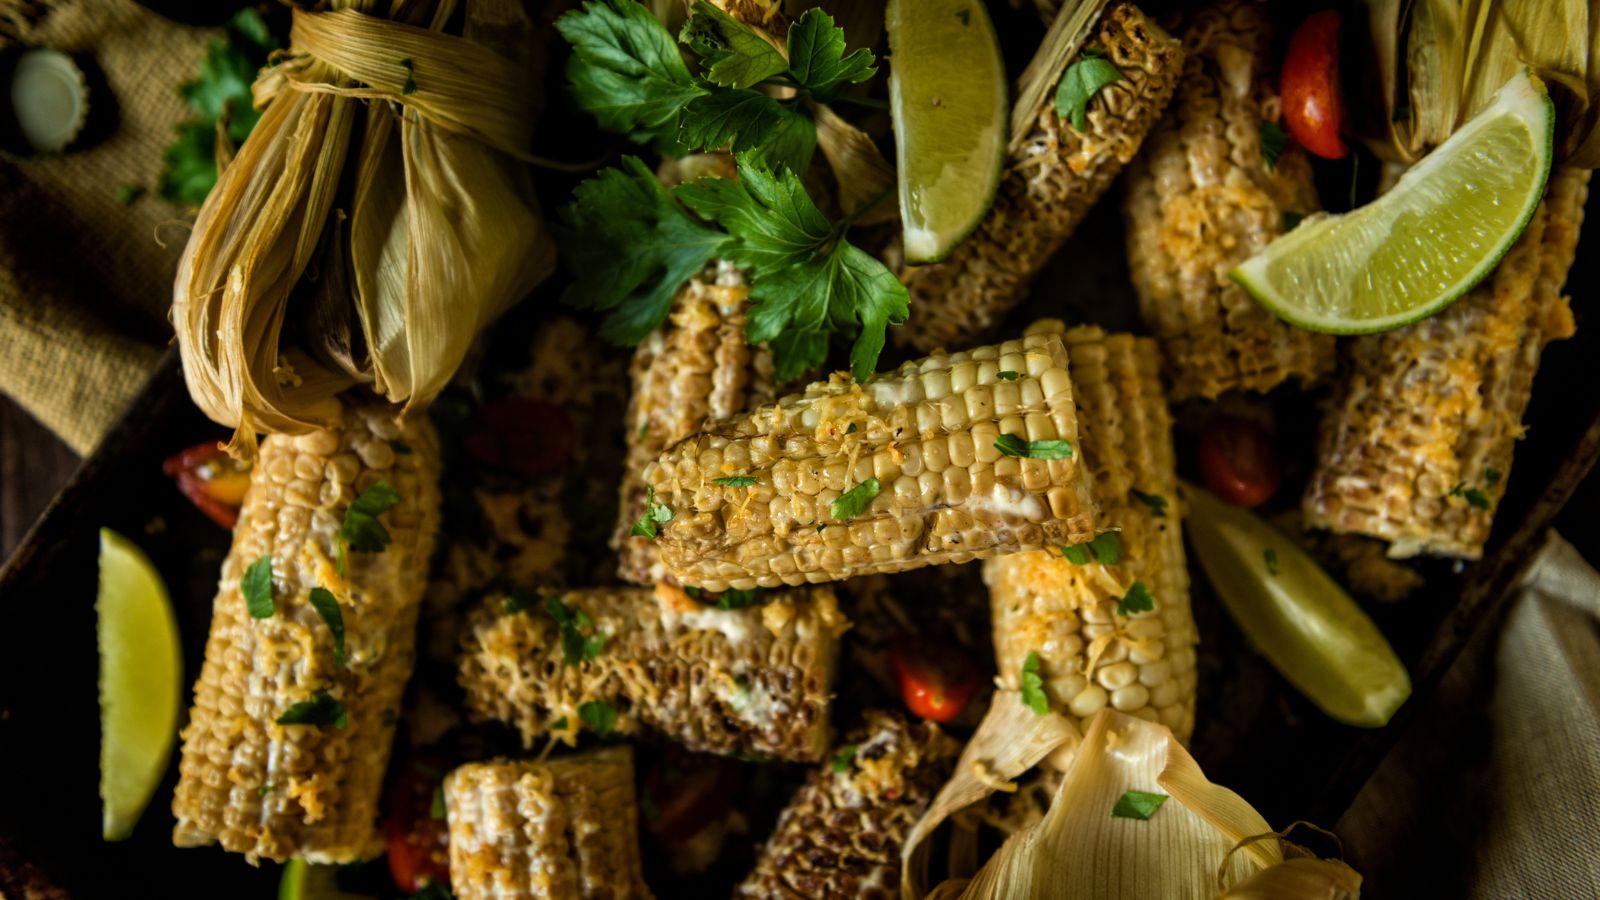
left=445, top=748, right=649, bottom=900
left=893, top=2, right=1183, bottom=353
left=1303, top=169, right=1590, bottom=559
left=985, top=322, right=1198, bottom=740
left=616, top=263, right=778, bottom=585
left=645, top=330, right=1099, bottom=590
left=458, top=585, right=848, bottom=762
left=735, top=711, right=958, bottom=899
left=1122, top=0, right=1335, bottom=399
left=171, top=405, right=441, bottom=864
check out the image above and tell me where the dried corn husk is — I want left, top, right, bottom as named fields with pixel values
left=1009, top=0, right=1112, bottom=151
left=1359, top=0, right=1600, bottom=167
left=813, top=102, right=897, bottom=223
left=173, top=0, right=554, bottom=457
left=907, top=709, right=1362, bottom=900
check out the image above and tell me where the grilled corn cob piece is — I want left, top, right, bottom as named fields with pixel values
left=616, top=262, right=778, bottom=584
left=893, top=2, right=1183, bottom=353
left=1303, top=168, right=1589, bottom=559
left=984, top=322, right=1198, bottom=739
left=1122, top=0, right=1335, bottom=399
left=645, top=329, right=1100, bottom=590
left=445, top=748, right=650, bottom=900
left=172, top=405, right=442, bottom=863
left=458, top=584, right=848, bottom=761
left=735, top=711, right=958, bottom=899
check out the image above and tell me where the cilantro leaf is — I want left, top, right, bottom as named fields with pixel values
left=681, top=1, right=789, bottom=89
left=1111, top=789, right=1168, bottom=820
left=558, top=157, right=731, bottom=344
left=557, top=0, right=706, bottom=137
left=579, top=699, right=618, bottom=736
left=1060, top=544, right=1092, bottom=565
left=679, top=89, right=816, bottom=173
left=308, top=587, right=346, bottom=665
left=786, top=8, right=876, bottom=101
left=242, top=555, right=275, bottom=619
left=1485, top=467, right=1503, bottom=487
left=341, top=481, right=401, bottom=553
left=1021, top=651, right=1049, bottom=715
left=831, top=743, right=857, bottom=773
left=1116, top=581, right=1155, bottom=616
left=994, top=434, right=1073, bottom=459
left=831, top=477, right=881, bottom=521
left=1062, top=532, right=1123, bottom=566
left=716, top=587, right=764, bottom=610
left=1261, top=120, right=1289, bottom=171
left=1449, top=482, right=1491, bottom=510
left=995, top=370, right=1020, bottom=381
left=547, top=595, right=606, bottom=665
left=277, top=691, right=348, bottom=729
left=630, top=485, right=675, bottom=539
left=713, top=476, right=757, bottom=487
left=159, top=10, right=276, bottom=205
left=1130, top=488, right=1168, bottom=518
left=1055, top=49, right=1122, bottom=131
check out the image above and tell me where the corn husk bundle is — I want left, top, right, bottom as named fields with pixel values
left=902, top=704, right=1361, bottom=899
left=1359, top=0, right=1600, bottom=167
left=173, top=0, right=555, bottom=457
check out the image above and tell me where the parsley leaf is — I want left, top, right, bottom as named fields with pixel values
left=713, top=475, right=757, bottom=487
left=1062, top=532, right=1123, bottom=566
left=716, top=587, right=764, bottom=610
left=831, top=744, right=857, bottom=773
left=159, top=10, right=276, bottom=205
left=630, top=485, right=675, bottom=539
left=558, top=157, right=731, bottom=344
left=1261, top=120, right=1289, bottom=171
left=1449, top=482, right=1491, bottom=510
left=994, top=434, right=1073, bottom=460
left=557, top=0, right=705, bottom=139
left=242, top=555, right=275, bottom=619
left=678, top=89, right=816, bottom=172
left=1055, top=49, right=1122, bottom=131
left=1060, top=543, right=1092, bottom=565
left=547, top=595, right=606, bottom=665
left=1130, top=488, right=1168, bottom=518
left=579, top=699, right=618, bottom=736
left=831, top=477, right=881, bottom=521
left=681, top=1, right=789, bottom=89
left=677, top=161, right=908, bottom=382
left=341, top=481, right=401, bottom=553
left=1264, top=548, right=1279, bottom=576
left=308, top=587, right=346, bottom=665
left=277, top=691, right=348, bottom=729
left=995, top=370, right=1020, bottom=381
left=551, top=716, right=569, bottom=731
left=1485, top=467, right=1503, bottom=487
left=1021, top=651, right=1049, bottom=715
left=1111, top=789, right=1168, bottom=820
left=1116, top=581, right=1155, bottom=616
left=785, top=8, right=876, bottom=101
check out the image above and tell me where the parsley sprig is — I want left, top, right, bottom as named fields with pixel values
left=630, top=485, right=675, bottom=539
left=546, top=595, right=607, bottom=665
left=1055, top=49, right=1122, bottom=132
left=1020, top=651, right=1049, bottom=715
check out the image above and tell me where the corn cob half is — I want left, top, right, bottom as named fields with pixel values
left=445, top=748, right=650, bottom=900
left=984, top=322, right=1198, bottom=739
left=458, top=584, right=848, bottom=761
left=1122, top=0, right=1335, bottom=399
left=1303, top=168, right=1590, bottom=559
left=615, top=262, right=778, bottom=584
left=893, top=2, right=1183, bottom=353
left=172, top=405, right=442, bottom=863
left=645, top=328, right=1099, bottom=590
left=735, top=711, right=958, bottom=899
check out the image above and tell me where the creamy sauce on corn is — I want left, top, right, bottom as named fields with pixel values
left=665, top=606, right=754, bottom=644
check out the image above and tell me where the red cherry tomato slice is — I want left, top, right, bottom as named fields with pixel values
left=162, top=441, right=252, bottom=530
left=1280, top=9, right=1349, bottom=160
left=383, top=759, right=451, bottom=893
left=889, top=636, right=981, bottom=723
left=1196, top=415, right=1281, bottom=508
left=641, top=751, right=743, bottom=842
left=463, top=397, right=575, bottom=477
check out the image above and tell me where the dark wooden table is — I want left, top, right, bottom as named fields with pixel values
left=0, top=397, right=80, bottom=559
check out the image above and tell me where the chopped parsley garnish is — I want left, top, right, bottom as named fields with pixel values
left=341, top=480, right=401, bottom=555
left=995, top=370, right=1020, bottom=381
left=831, top=744, right=857, bottom=773
left=430, top=786, right=446, bottom=820
left=1055, top=48, right=1123, bottom=132
left=1485, top=467, right=1503, bottom=487
left=1130, top=487, right=1168, bottom=518
left=546, top=595, right=606, bottom=666
left=276, top=691, right=348, bottom=729
left=242, top=555, right=275, bottom=619
left=994, top=434, right=1073, bottom=460
left=400, top=58, right=417, bottom=95
left=579, top=699, right=618, bottom=737
left=1260, top=120, right=1289, bottom=171
left=389, top=439, right=413, bottom=455
left=1449, top=482, right=1491, bottom=510
left=503, top=587, right=540, bottom=614
left=308, top=587, right=346, bottom=665
left=1020, top=651, right=1049, bottom=715
left=1111, top=789, right=1168, bottom=820
left=630, top=485, right=675, bottom=539
left=159, top=9, right=276, bottom=205
left=716, top=587, right=764, bottom=610
left=1264, top=548, right=1279, bottom=576
left=1061, top=532, right=1123, bottom=566
left=831, top=477, right=881, bottom=520
left=551, top=716, right=569, bottom=731
left=713, top=475, right=758, bottom=487
left=1116, top=581, right=1155, bottom=616
left=846, top=423, right=858, bottom=434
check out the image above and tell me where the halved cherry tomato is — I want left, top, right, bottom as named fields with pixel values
left=383, top=758, right=451, bottom=894
left=641, top=750, right=743, bottom=842
left=462, top=397, right=575, bottom=477
left=889, top=636, right=981, bottom=723
left=1281, top=9, right=1349, bottom=160
left=161, top=441, right=252, bottom=530
left=1197, top=415, right=1281, bottom=508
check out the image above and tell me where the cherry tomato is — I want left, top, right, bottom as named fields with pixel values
left=1280, top=9, right=1349, bottom=160
left=641, top=751, right=743, bottom=842
left=462, top=397, right=575, bottom=477
left=889, top=636, right=981, bottom=723
left=1197, top=415, right=1281, bottom=508
left=162, top=441, right=252, bottom=529
left=383, top=759, right=451, bottom=893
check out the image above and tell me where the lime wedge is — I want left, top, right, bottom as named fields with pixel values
left=278, top=859, right=372, bottom=900
left=887, top=0, right=1007, bottom=264
left=1182, top=484, right=1411, bottom=728
left=1232, top=69, right=1554, bottom=334
left=98, top=527, right=182, bottom=840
